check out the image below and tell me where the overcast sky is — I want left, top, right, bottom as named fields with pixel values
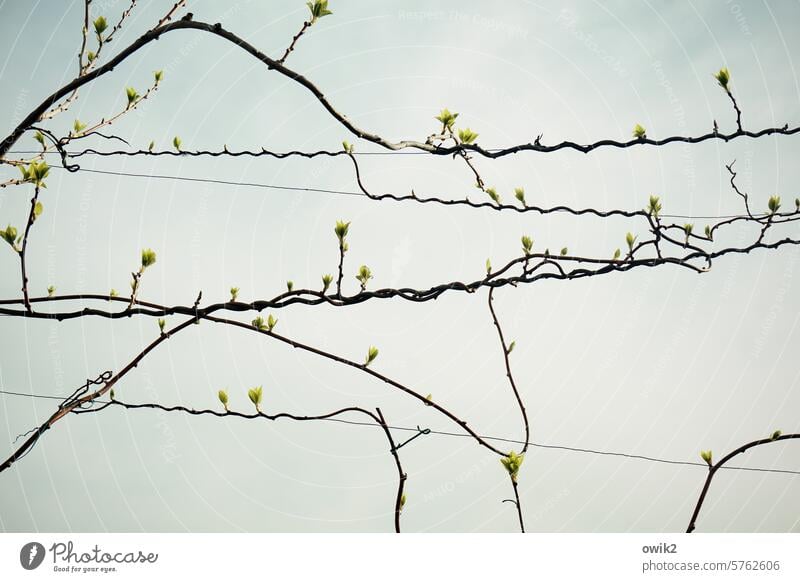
left=0, top=0, right=798, bottom=533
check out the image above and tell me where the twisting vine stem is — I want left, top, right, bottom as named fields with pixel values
left=1, top=2, right=798, bottom=534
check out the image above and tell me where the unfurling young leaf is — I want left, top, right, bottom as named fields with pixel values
left=306, top=0, right=333, bottom=24
left=33, top=201, right=43, bottom=222
left=125, top=86, right=140, bottom=107
left=500, top=451, right=524, bottom=482
left=457, top=128, right=478, bottom=144
left=514, top=187, right=526, bottom=206
left=322, top=273, right=333, bottom=292
left=613, top=248, right=621, bottom=260
left=0, top=225, right=18, bottom=248
left=365, top=346, right=379, bottom=367
left=109, top=288, right=118, bottom=298
left=173, top=136, right=182, bottom=151
left=714, top=67, right=730, bottom=90
left=768, top=195, right=781, bottom=215
left=87, top=50, right=96, bottom=63
left=33, top=131, right=45, bottom=146
left=625, top=232, right=637, bottom=251
left=633, top=124, right=647, bottom=139
left=93, top=15, right=108, bottom=36
left=683, top=223, right=694, bottom=244
left=485, top=258, right=492, bottom=274
left=704, top=225, right=713, bottom=240
left=140, top=248, right=157, bottom=269
left=158, top=318, right=166, bottom=333
left=248, top=386, right=263, bottom=412
left=700, top=449, right=713, bottom=467
left=252, top=316, right=266, bottom=331
left=334, top=219, right=350, bottom=243
left=355, top=265, right=372, bottom=290
left=218, top=389, right=229, bottom=412
left=435, top=108, right=459, bottom=130
left=73, top=119, right=87, bottom=135
left=154, top=70, right=164, bottom=83
left=47, top=285, right=56, bottom=297
left=230, top=287, right=239, bottom=302
left=486, top=187, right=500, bottom=204
left=342, top=140, right=354, bottom=154
left=521, top=235, right=533, bottom=256
left=267, top=314, right=278, bottom=332
left=20, top=161, right=50, bottom=187
left=647, top=195, right=662, bottom=218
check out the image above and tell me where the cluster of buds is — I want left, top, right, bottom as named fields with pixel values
left=500, top=451, right=524, bottom=482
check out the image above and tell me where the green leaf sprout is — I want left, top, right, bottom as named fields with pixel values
left=683, top=223, right=693, bottom=244
left=248, top=386, right=263, bottom=412
left=334, top=220, right=350, bottom=244
left=0, top=225, right=18, bottom=249
left=19, top=160, right=50, bottom=187
left=125, top=86, right=140, bottom=107
left=306, top=0, right=332, bottom=24
left=457, top=128, right=478, bottom=144
left=267, top=314, right=278, bottom=332
left=218, top=389, right=229, bottom=412
left=647, top=195, right=662, bottom=218
left=714, top=67, right=730, bottom=90
left=141, top=248, right=157, bottom=270
left=625, top=232, right=637, bottom=252
left=521, top=235, right=533, bottom=256
left=93, top=16, right=108, bottom=36
left=435, top=108, right=459, bottom=130
left=356, top=265, right=372, bottom=290
left=768, top=195, right=781, bottom=215
left=500, top=451, right=524, bottom=482
left=514, top=187, right=526, bottom=206
left=365, top=346, right=379, bottom=367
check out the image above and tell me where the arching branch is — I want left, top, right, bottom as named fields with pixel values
left=686, top=433, right=800, bottom=533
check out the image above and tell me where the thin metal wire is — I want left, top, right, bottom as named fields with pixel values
left=1, top=388, right=797, bottom=476
left=13, top=164, right=766, bottom=221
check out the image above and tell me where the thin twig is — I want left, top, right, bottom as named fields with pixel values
left=686, top=433, right=800, bottom=533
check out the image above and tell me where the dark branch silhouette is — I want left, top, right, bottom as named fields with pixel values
left=686, top=433, right=800, bottom=533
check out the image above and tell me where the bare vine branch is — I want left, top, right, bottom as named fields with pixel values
left=686, top=433, right=800, bottom=533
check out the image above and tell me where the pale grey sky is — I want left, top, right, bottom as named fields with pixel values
left=0, top=0, right=798, bottom=532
